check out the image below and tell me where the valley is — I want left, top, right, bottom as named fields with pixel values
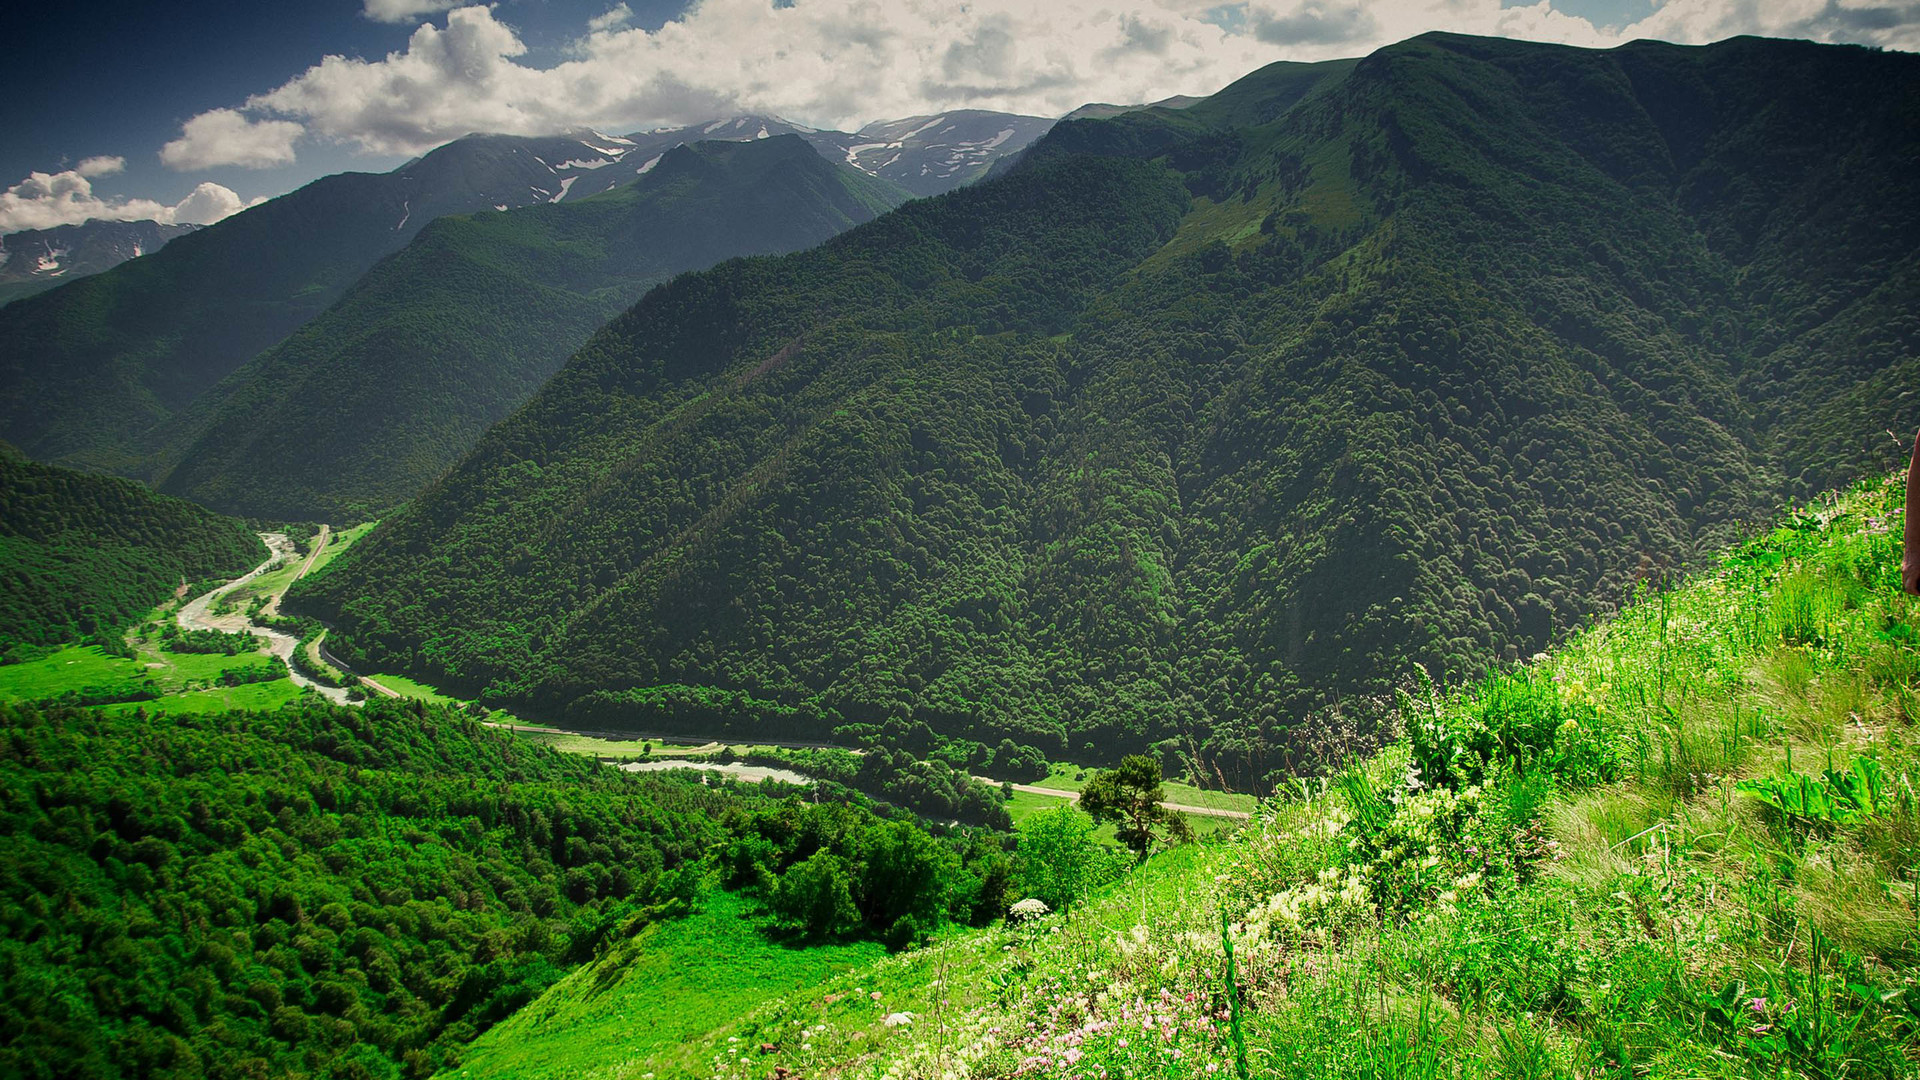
left=1, top=23, right=1918, bottom=1080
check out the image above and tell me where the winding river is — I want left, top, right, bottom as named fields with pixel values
left=175, top=532, right=354, bottom=705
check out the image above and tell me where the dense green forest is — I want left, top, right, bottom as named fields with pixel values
left=151, top=136, right=909, bottom=521
left=0, top=445, right=261, bottom=655
left=0, top=695, right=1013, bottom=1079
left=295, top=34, right=1920, bottom=790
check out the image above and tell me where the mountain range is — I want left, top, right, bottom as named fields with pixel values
left=152, top=135, right=909, bottom=520
left=0, top=220, right=198, bottom=307
left=290, top=32, right=1920, bottom=785
left=0, top=111, right=1049, bottom=497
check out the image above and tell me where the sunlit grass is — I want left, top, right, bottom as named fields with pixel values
left=307, top=520, right=378, bottom=576
left=446, top=891, right=885, bottom=1080
left=0, top=645, right=146, bottom=700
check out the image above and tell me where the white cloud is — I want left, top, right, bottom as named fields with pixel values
left=159, top=107, right=305, bottom=170
left=362, top=0, right=460, bottom=23
left=170, top=182, right=262, bottom=225
left=164, top=0, right=1920, bottom=164
left=0, top=164, right=261, bottom=234
left=588, top=4, right=633, bottom=33
left=1621, top=0, right=1920, bottom=50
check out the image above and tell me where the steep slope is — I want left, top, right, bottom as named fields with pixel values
left=0, top=220, right=198, bottom=307
left=151, top=136, right=909, bottom=521
left=0, top=113, right=1043, bottom=482
left=624, top=112, right=1052, bottom=198
left=829, top=110, right=1056, bottom=196
left=0, top=132, right=656, bottom=472
left=464, top=475, right=1920, bottom=1080
left=294, top=34, right=1920, bottom=785
left=0, top=443, right=261, bottom=652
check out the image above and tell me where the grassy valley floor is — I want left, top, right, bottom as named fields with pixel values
left=0, top=521, right=377, bottom=715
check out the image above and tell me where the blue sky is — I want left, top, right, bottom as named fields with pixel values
left=3, top=1, right=697, bottom=214
left=4, top=0, right=1913, bottom=233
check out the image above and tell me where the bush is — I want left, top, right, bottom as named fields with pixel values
left=1408, top=667, right=1613, bottom=789
left=1013, top=805, right=1125, bottom=910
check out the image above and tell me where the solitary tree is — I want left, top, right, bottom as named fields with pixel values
left=1080, top=755, right=1194, bottom=859
left=1013, top=805, right=1109, bottom=910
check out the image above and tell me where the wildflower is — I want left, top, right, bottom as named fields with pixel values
left=884, top=1012, right=914, bottom=1027
left=871, top=991, right=884, bottom=1001
left=1748, top=997, right=1767, bottom=1014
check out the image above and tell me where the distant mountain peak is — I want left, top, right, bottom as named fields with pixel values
left=0, top=219, right=200, bottom=307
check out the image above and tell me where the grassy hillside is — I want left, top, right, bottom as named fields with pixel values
left=296, top=34, right=1920, bottom=784
left=446, top=890, right=886, bottom=1080
left=0, top=444, right=262, bottom=654
left=153, top=136, right=911, bottom=521
left=470, top=470, right=1920, bottom=1079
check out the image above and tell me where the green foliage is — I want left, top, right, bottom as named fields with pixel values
left=159, top=625, right=255, bottom=655
left=773, top=850, right=862, bottom=940
left=1736, top=756, right=1889, bottom=825
left=1011, top=805, right=1126, bottom=910
left=1408, top=668, right=1616, bottom=790
left=301, top=34, right=1920, bottom=787
left=716, top=798, right=1005, bottom=950
left=0, top=131, right=685, bottom=475
left=0, top=694, right=993, bottom=1079
left=442, top=890, right=887, bottom=1080
left=616, top=476, right=1920, bottom=1080
left=0, top=697, right=743, bottom=1078
left=0, top=446, right=262, bottom=652
left=748, top=744, right=1014, bottom=827
left=1080, top=754, right=1195, bottom=858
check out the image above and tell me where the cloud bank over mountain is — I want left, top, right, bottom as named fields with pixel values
left=18, top=0, right=1920, bottom=227
left=160, top=0, right=1920, bottom=168
left=0, top=157, right=259, bottom=234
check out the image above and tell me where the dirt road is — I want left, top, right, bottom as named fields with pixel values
left=991, top=780, right=1253, bottom=820
left=263, top=523, right=329, bottom=617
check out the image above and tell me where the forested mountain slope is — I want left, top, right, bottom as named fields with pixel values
left=150, top=136, right=908, bottom=521
left=0, top=444, right=261, bottom=653
left=0, top=131, right=659, bottom=473
left=295, top=33, right=1920, bottom=787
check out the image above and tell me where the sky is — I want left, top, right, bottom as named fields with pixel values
left=4, top=0, right=1918, bottom=234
